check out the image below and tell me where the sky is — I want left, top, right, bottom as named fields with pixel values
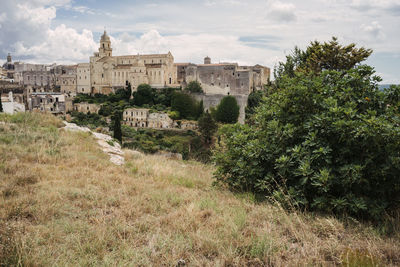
left=0, top=0, right=399, bottom=83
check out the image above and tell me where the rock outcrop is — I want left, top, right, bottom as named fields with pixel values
left=63, top=121, right=125, bottom=165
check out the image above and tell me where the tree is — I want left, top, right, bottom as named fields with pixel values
left=126, top=82, right=132, bottom=101
left=132, top=84, right=154, bottom=106
left=0, top=92, right=3, bottom=113
left=198, top=111, right=217, bottom=144
left=245, top=90, right=265, bottom=120
left=185, top=81, right=203, bottom=93
left=215, top=96, right=240, bottom=124
left=214, top=39, right=400, bottom=220
left=112, top=111, right=122, bottom=143
left=274, top=37, right=372, bottom=85
left=171, top=92, right=202, bottom=120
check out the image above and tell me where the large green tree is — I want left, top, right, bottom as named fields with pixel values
left=214, top=39, right=400, bottom=220
left=215, top=96, right=240, bottom=124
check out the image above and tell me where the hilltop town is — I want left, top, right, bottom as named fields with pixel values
left=0, top=31, right=270, bottom=127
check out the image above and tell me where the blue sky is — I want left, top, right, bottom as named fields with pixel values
left=0, top=0, right=399, bottom=83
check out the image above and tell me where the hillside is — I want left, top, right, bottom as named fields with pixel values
left=1, top=113, right=399, bottom=266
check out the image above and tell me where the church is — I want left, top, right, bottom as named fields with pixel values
left=89, top=31, right=177, bottom=94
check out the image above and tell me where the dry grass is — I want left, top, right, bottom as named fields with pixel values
left=1, top=112, right=399, bottom=266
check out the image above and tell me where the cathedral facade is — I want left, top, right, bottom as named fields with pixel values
left=90, top=31, right=177, bottom=94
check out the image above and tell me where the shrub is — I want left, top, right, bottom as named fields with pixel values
left=214, top=65, right=400, bottom=220
left=215, top=96, right=240, bottom=124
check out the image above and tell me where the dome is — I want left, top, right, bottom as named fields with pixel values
left=100, top=30, right=110, bottom=42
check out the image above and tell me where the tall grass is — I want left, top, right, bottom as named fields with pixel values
left=0, top=113, right=399, bottom=266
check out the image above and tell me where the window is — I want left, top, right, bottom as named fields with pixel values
left=56, top=97, right=59, bottom=102
left=103, top=43, right=104, bottom=48
left=102, top=74, right=104, bottom=78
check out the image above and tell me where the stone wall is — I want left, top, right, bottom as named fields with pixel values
left=192, top=93, right=248, bottom=124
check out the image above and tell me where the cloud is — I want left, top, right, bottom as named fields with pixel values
left=0, top=0, right=97, bottom=64
left=267, top=1, right=296, bottom=22
left=361, top=21, right=384, bottom=40
left=14, top=24, right=97, bottom=63
left=110, top=30, right=280, bottom=68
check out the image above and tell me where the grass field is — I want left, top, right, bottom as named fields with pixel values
left=1, top=112, right=399, bottom=266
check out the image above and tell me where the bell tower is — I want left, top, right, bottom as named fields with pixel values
left=99, top=30, right=112, bottom=57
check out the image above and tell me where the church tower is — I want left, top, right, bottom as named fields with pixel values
left=98, top=30, right=112, bottom=57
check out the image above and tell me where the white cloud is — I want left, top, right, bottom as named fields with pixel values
left=267, top=1, right=296, bottom=22
left=14, top=24, right=97, bottom=63
left=0, top=0, right=96, bottom=64
left=110, top=30, right=281, bottom=68
left=361, top=21, right=384, bottom=39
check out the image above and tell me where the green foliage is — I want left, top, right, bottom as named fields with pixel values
left=70, top=111, right=107, bottom=129
left=168, top=110, right=180, bottom=120
left=122, top=127, right=209, bottom=161
left=198, top=111, right=217, bottom=144
left=215, top=39, right=394, bottom=220
left=171, top=92, right=203, bottom=120
left=215, top=96, right=240, bottom=124
left=246, top=90, right=266, bottom=120
left=274, top=37, right=372, bottom=86
left=132, top=84, right=154, bottom=106
left=185, top=81, right=203, bottom=93
left=112, top=111, right=122, bottom=143
left=214, top=57, right=400, bottom=220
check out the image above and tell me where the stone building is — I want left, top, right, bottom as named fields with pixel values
left=148, top=113, right=173, bottom=129
left=89, top=31, right=177, bottom=95
left=179, top=57, right=270, bottom=95
left=180, top=120, right=198, bottom=130
left=77, top=63, right=90, bottom=94
left=176, top=57, right=270, bottom=123
left=29, top=92, right=65, bottom=114
left=2, top=53, right=15, bottom=79
left=0, top=91, right=25, bottom=114
left=73, top=102, right=100, bottom=114
left=123, top=108, right=150, bottom=127
left=60, top=74, right=77, bottom=96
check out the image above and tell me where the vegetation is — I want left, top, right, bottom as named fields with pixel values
left=245, top=89, right=266, bottom=121
left=215, top=95, right=240, bottom=123
left=171, top=91, right=203, bottom=120
left=185, top=80, right=203, bottom=93
left=112, top=111, right=122, bottom=143
left=70, top=111, right=107, bottom=129
left=198, top=111, right=217, bottom=145
left=122, top=126, right=209, bottom=161
left=274, top=37, right=373, bottom=87
left=132, top=84, right=154, bottom=106
left=1, top=112, right=399, bottom=266
left=214, top=38, right=400, bottom=221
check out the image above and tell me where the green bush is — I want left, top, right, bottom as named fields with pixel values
left=214, top=65, right=400, bottom=220
left=71, top=111, right=107, bottom=129
left=215, top=96, right=240, bottom=124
